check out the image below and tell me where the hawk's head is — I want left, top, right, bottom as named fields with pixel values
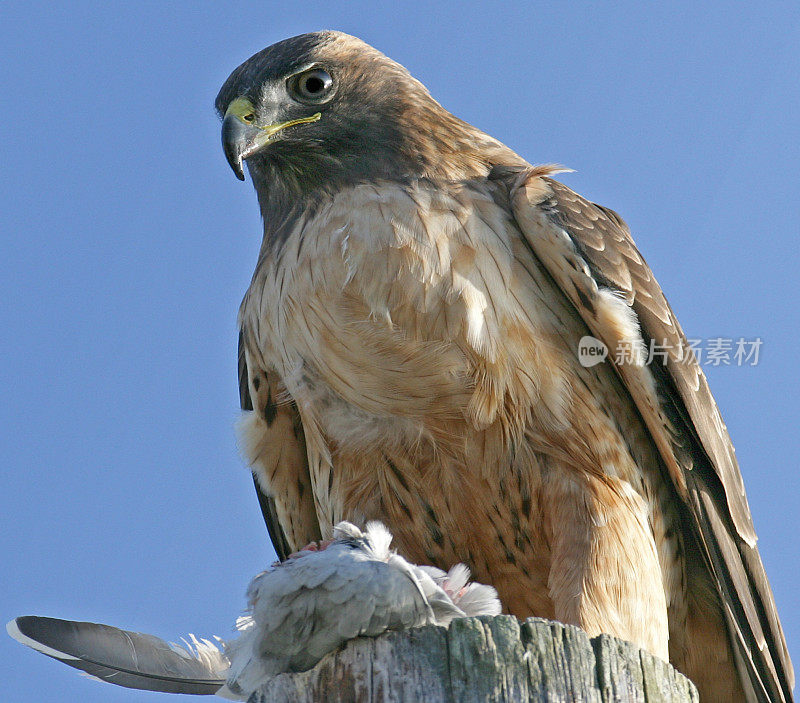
left=216, top=32, right=520, bottom=196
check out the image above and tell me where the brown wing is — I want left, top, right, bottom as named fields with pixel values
left=238, top=330, right=321, bottom=560
left=504, top=166, right=793, bottom=702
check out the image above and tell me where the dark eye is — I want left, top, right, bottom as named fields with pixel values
left=290, top=68, right=334, bottom=103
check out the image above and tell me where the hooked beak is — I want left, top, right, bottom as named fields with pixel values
left=221, top=97, right=321, bottom=180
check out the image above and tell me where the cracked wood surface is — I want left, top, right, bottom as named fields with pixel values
left=248, top=615, right=698, bottom=702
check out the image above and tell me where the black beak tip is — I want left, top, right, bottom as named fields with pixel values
left=223, top=143, right=246, bottom=181
left=221, top=114, right=247, bottom=181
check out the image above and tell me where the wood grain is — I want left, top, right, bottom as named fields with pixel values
left=249, top=616, right=698, bottom=702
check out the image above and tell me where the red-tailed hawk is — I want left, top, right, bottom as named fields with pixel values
left=216, top=31, right=793, bottom=701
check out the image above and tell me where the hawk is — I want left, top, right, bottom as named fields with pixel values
left=216, top=31, right=793, bottom=701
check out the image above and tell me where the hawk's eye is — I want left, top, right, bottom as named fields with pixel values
left=289, top=68, right=334, bottom=103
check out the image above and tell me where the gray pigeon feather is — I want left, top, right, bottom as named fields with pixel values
left=6, top=616, right=228, bottom=695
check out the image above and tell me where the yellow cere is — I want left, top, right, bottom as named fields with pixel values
left=225, top=97, right=321, bottom=136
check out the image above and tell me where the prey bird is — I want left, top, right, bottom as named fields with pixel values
left=225, top=520, right=500, bottom=697
left=217, top=31, right=792, bottom=701
left=9, top=521, right=499, bottom=698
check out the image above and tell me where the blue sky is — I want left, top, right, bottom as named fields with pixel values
left=2, top=2, right=798, bottom=701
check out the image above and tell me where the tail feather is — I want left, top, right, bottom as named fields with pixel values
left=8, top=616, right=228, bottom=696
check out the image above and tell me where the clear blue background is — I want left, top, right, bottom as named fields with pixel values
left=2, top=2, right=798, bottom=701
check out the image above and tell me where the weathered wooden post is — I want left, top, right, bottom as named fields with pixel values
left=249, top=616, right=698, bottom=702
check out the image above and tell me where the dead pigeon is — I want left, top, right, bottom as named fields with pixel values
left=8, top=520, right=501, bottom=699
